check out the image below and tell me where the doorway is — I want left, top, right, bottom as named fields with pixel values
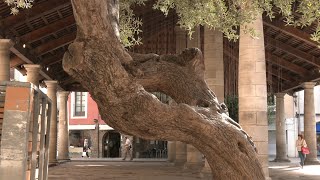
left=102, top=131, right=121, bottom=157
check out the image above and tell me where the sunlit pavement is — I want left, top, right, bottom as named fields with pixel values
left=269, top=156, right=320, bottom=180
left=48, top=157, right=320, bottom=180
left=48, top=161, right=202, bottom=180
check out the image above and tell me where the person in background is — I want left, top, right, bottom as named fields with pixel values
left=82, top=139, right=90, bottom=158
left=122, top=137, right=132, bottom=161
left=296, top=134, right=307, bottom=168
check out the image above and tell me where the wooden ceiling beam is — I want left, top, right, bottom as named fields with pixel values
left=39, top=52, right=65, bottom=67
left=1, top=0, right=70, bottom=29
left=20, top=15, right=75, bottom=43
left=263, top=19, right=319, bottom=47
left=267, top=65, right=298, bottom=82
left=265, top=52, right=310, bottom=76
left=267, top=74, right=289, bottom=92
left=282, top=73, right=320, bottom=93
left=265, top=37, right=320, bottom=68
left=34, top=33, right=75, bottom=55
left=223, top=44, right=309, bottom=78
left=0, top=34, right=55, bottom=84
left=10, top=55, right=25, bottom=68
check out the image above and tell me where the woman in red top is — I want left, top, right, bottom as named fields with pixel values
left=296, top=134, right=307, bottom=168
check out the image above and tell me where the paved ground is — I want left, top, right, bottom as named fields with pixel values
left=48, top=157, right=320, bottom=180
left=269, top=156, right=320, bottom=180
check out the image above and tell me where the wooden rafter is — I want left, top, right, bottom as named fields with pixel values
left=283, top=73, right=320, bottom=92
left=10, top=55, right=25, bottom=68
left=2, top=0, right=70, bottom=29
left=265, top=51, right=310, bottom=76
left=265, top=37, right=320, bottom=68
left=34, top=33, right=75, bottom=55
left=20, top=15, right=75, bottom=43
left=39, top=51, right=65, bottom=66
left=263, top=19, right=319, bottom=47
left=224, top=43, right=309, bottom=78
left=266, top=64, right=298, bottom=82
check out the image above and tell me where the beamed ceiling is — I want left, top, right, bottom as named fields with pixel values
left=1, top=0, right=320, bottom=94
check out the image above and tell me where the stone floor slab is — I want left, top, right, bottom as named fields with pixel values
left=48, top=157, right=320, bottom=180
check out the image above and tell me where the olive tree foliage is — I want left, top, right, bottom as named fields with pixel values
left=5, top=0, right=320, bottom=45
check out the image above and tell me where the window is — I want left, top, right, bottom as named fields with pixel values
left=74, top=92, right=86, bottom=117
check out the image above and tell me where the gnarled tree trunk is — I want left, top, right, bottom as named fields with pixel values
left=63, top=0, right=265, bottom=179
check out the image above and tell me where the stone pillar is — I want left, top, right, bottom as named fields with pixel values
left=57, top=91, right=70, bottom=160
left=184, top=26, right=203, bottom=169
left=167, top=141, right=176, bottom=162
left=238, top=14, right=270, bottom=179
left=274, top=93, right=290, bottom=162
left=175, top=26, right=187, bottom=54
left=0, top=39, right=14, bottom=81
left=45, top=80, right=58, bottom=164
left=175, top=141, right=187, bottom=165
left=173, top=26, right=187, bottom=165
left=201, top=28, right=224, bottom=176
left=203, top=26, right=224, bottom=102
left=303, top=82, right=319, bottom=164
left=24, top=64, right=41, bottom=87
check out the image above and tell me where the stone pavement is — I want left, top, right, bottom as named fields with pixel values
left=269, top=156, right=320, bottom=180
left=48, top=157, right=320, bottom=180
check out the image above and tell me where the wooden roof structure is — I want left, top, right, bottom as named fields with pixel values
left=1, top=0, right=320, bottom=95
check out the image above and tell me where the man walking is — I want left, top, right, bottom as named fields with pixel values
left=122, top=137, right=133, bottom=160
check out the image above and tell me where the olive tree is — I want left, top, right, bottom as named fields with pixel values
left=5, top=0, right=320, bottom=179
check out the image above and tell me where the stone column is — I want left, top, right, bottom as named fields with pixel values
left=175, top=141, right=187, bottom=165
left=184, top=26, right=203, bottom=169
left=0, top=39, right=14, bottom=81
left=57, top=91, right=70, bottom=160
left=201, top=27, right=224, bottom=176
left=167, top=141, right=176, bottom=162
left=203, top=26, right=224, bottom=102
left=274, top=93, right=290, bottom=162
left=303, top=82, right=319, bottom=164
left=24, top=64, right=41, bottom=87
left=45, top=80, right=58, bottom=164
left=238, top=14, right=270, bottom=179
left=173, top=26, right=187, bottom=165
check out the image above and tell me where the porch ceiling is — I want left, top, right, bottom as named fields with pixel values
left=1, top=0, right=320, bottom=93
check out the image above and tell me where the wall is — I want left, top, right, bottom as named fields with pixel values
left=68, top=92, right=106, bottom=125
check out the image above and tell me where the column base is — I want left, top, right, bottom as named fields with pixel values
left=174, top=160, right=186, bottom=166
left=305, top=159, right=320, bottom=165
left=272, top=158, right=291, bottom=162
left=58, top=158, right=71, bottom=162
left=200, top=166, right=211, bottom=179
left=49, top=160, right=58, bottom=167
left=183, top=162, right=202, bottom=171
left=199, top=172, right=212, bottom=180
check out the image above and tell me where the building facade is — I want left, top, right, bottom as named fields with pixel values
left=68, top=91, right=168, bottom=159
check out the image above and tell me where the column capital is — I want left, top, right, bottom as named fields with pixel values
left=44, top=80, right=58, bottom=89
left=302, top=82, right=316, bottom=89
left=59, top=91, right=70, bottom=97
left=275, top=93, right=286, bottom=98
left=24, top=64, right=41, bottom=71
left=0, top=39, right=14, bottom=50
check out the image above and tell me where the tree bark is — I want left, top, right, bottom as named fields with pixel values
left=63, top=0, right=265, bottom=179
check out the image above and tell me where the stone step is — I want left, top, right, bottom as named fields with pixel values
left=0, top=102, right=4, bottom=108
